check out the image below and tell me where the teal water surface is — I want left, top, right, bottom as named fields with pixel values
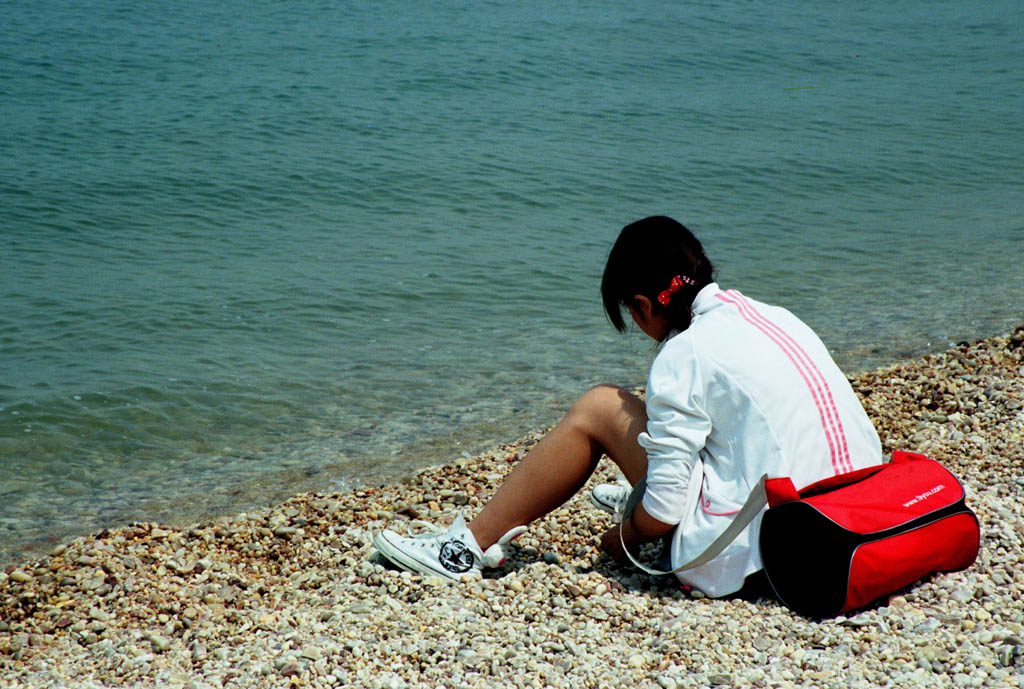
left=2, top=0, right=1022, bottom=564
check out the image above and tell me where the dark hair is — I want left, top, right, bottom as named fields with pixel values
left=601, top=216, right=715, bottom=333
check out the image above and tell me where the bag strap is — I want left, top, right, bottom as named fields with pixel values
left=618, top=474, right=769, bottom=576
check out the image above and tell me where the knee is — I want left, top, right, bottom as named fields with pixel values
left=580, top=384, right=630, bottom=405
left=570, top=385, right=635, bottom=425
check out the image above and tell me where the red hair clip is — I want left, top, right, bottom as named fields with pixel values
left=657, top=274, right=696, bottom=306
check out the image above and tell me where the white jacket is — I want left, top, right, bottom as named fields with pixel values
left=639, top=284, right=882, bottom=597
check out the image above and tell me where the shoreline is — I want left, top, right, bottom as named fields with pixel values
left=0, top=326, right=1013, bottom=571
left=2, top=327, right=1023, bottom=688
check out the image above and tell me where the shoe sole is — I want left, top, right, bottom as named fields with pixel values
left=372, top=531, right=462, bottom=582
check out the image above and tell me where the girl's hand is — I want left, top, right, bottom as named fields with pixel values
left=600, top=525, right=628, bottom=564
left=600, top=505, right=674, bottom=565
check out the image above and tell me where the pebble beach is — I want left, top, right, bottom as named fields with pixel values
left=2, top=327, right=1023, bottom=689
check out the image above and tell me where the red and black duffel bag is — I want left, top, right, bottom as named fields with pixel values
left=759, top=450, right=981, bottom=618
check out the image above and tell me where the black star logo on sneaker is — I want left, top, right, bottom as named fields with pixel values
left=438, top=540, right=475, bottom=573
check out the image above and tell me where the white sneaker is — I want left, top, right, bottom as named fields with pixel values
left=589, top=481, right=631, bottom=517
left=373, top=513, right=526, bottom=582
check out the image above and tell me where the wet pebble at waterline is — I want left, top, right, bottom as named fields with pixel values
left=1, top=326, right=1023, bottom=688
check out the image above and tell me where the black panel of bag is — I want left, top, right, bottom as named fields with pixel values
left=759, top=501, right=861, bottom=618
left=760, top=497, right=974, bottom=618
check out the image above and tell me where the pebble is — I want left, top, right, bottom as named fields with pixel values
left=952, top=588, right=974, bottom=604
left=88, top=608, right=110, bottom=623
left=1, top=328, right=1023, bottom=688
left=8, top=570, right=32, bottom=584
left=841, top=613, right=874, bottom=627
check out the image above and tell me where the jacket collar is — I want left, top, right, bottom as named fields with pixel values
left=661, top=282, right=721, bottom=344
left=691, top=282, right=722, bottom=316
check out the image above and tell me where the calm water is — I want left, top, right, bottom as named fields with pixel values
left=2, top=0, right=1022, bottom=565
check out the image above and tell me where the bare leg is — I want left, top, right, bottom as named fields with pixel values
left=468, top=385, right=648, bottom=549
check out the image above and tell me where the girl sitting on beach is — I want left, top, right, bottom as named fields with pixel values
left=375, top=215, right=882, bottom=597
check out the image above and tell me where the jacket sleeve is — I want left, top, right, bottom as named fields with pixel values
left=638, top=339, right=712, bottom=524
